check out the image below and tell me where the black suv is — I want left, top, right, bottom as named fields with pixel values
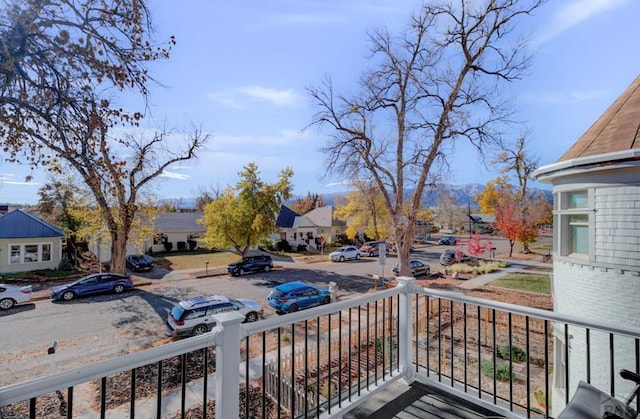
left=227, top=255, right=273, bottom=276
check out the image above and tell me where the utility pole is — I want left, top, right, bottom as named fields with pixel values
left=468, top=201, right=472, bottom=239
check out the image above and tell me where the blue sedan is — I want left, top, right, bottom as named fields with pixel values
left=51, top=273, right=133, bottom=301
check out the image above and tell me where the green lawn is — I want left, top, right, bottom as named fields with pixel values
left=151, top=250, right=240, bottom=270
left=490, top=273, right=551, bottom=294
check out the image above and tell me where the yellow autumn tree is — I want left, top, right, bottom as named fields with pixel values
left=334, top=181, right=391, bottom=240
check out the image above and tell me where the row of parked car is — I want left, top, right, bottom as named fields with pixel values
left=166, top=280, right=332, bottom=337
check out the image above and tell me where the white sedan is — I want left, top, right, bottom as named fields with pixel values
left=0, top=284, right=33, bottom=310
left=329, top=246, right=362, bottom=262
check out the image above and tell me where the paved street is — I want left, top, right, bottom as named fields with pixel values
left=0, top=235, right=532, bottom=387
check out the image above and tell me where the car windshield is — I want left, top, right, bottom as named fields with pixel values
left=229, top=299, right=244, bottom=308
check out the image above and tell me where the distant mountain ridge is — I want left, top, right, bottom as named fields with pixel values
left=315, top=183, right=552, bottom=209
left=161, top=183, right=552, bottom=210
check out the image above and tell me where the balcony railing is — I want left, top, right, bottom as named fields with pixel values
left=1, top=277, right=639, bottom=418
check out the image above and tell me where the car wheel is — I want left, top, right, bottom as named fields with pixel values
left=113, top=284, right=125, bottom=294
left=245, top=312, right=259, bottom=322
left=0, top=298, right=15, bottom=310
left=239, top=268, right=245, bottom=276
left=355, top=254, right=361, bottom=260
left=321, top=296, right=330, bottom=305
left=264, top=265, right=271, bottom=273
left=62, top=291, right=75, bottom=301
left=191, top=325, right=208, bottom=336
left=287, top=304, right=299, bottom=313
left=369, top=252, right=374, bottom=257
left=339, top=256, right=345, bottom=262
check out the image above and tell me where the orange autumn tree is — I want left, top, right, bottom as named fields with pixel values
left=493, top=194, right=524, bottom=258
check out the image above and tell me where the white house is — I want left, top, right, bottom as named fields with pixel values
left=273, top=205, right=346, bottom=250
left=534, top=75, right=640, bottom=415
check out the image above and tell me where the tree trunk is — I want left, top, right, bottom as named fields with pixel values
left=110, top=232, right=128, bottom=274
left=508, top=240, right=515, bottom=258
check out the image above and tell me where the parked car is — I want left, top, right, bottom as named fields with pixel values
left=392, top=259, right=431, bottom=277
left=267, top=281, right=331, bottom=314
left=227, top=255, right=273, bottom=276
left=438, top=236, right=457, bottom=245
left=329, top=246, right=362, bottom=262
left=359, top=241, right=389, bottom=257
left=126, top=254, right=154, bottom=272
left=50, top=273, right=133, bottom=301
left=0, top=284, right=33, bottom=310
left=167, top=295, right=263, bottom=337
left=439, top=249, right=471, bottom=266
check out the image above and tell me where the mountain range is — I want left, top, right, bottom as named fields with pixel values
left=164, top=183, right=553, bottom=211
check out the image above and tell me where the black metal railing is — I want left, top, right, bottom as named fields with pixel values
left=2, top=278, right=640, bottom=418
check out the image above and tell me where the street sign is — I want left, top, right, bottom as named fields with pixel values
left=378, top=243, right=386, bottom=265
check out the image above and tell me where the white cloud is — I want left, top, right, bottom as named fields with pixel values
left=534, top=0, right=628, bottom=46
left=207, top=86, right=302, bottom=109
left=237, top=86, right=302, bottom=106
left=160, top=170, right=191, bottom=180
left=208, top=129, right=309, bottom=148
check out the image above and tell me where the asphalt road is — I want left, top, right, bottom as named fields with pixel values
left=0, top=237, right=511, bottom=386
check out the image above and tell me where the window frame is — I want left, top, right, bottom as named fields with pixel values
left=7, top=242, right=55, bottom=265
left=554, top=189, right=593, bottom=260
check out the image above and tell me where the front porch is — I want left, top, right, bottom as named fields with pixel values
left=1, top=278, right=639, bottom=418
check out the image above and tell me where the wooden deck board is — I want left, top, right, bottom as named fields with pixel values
left=344, top=380, right=505, bottom=418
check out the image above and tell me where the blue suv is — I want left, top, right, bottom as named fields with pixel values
left=267, top=281, right=331, bottom=314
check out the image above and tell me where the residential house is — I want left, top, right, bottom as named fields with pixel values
left=0, top=208, right=65, bottom=273
left=534, top=74, right=640, bottom=415
left=149, top=212, right=205, bottom=253
left=273, top=205, right=346, bottom=250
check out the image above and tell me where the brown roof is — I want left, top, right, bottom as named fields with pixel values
left=558, top=75, right=640, bottom=162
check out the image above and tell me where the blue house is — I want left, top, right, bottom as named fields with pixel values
left=0, top=209, right=65, bottom=273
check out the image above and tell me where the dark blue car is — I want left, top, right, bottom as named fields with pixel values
left=51, top=273, right=133, bottom=301
left=267, top=281, right=331, bottom=314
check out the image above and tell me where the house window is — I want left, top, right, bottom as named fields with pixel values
left=10, top=245, right=20, bottom=264
left=8, top=243, right=53, bottom=264
left=555, top=190, right=591, bottom=258
left=42, top=244, right=51, bottom=262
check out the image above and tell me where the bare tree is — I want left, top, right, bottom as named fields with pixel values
left=307, top=0, right=543, bottom=276
left=0, top=0, right=209, bottom=273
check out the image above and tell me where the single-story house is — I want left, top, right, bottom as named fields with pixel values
left=273, top=205, right=346, bottom=250
left=149, top=212, right=206, bottom=253
left=0, top=208, right=65, bottom=273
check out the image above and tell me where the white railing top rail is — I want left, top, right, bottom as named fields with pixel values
left=414, top=285, right=640, bottom=339
left=0, top=326, right=221, bottom=406
left=242, top=285, right=400, bottom=337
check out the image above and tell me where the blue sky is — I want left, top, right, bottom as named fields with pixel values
left=3, top=0, right=640, bottom=205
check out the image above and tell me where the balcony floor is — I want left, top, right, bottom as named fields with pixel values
left=344, top=380, right=505, bottom=418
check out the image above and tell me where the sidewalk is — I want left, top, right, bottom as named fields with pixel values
left=456, top=259, right=552, bottom=290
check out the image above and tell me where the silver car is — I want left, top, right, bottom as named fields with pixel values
left=167, top=295, right=263, bottom=337
left=329, top=246, right=362, bottom=262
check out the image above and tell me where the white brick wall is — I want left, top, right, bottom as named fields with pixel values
left=552, top=261, right=640, bottom=416
left=594, top=186, right=640, bottom=268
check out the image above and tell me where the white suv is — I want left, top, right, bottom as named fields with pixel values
left=167, top=295, right=263, bottom=337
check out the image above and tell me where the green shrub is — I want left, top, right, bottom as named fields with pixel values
left=496, top=345, right=527, bottom=363
left=481, top=361, right=513, bottom=382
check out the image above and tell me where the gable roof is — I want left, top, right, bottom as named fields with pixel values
left=559, top=75, right=640, bottom=161
left=154, top=212, right=205, bottom=233
left=303, top=205, right=346, bottom=228
left=0, top=209, right=65, bottom=239
left=275, top=205, right=300, bottom=228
